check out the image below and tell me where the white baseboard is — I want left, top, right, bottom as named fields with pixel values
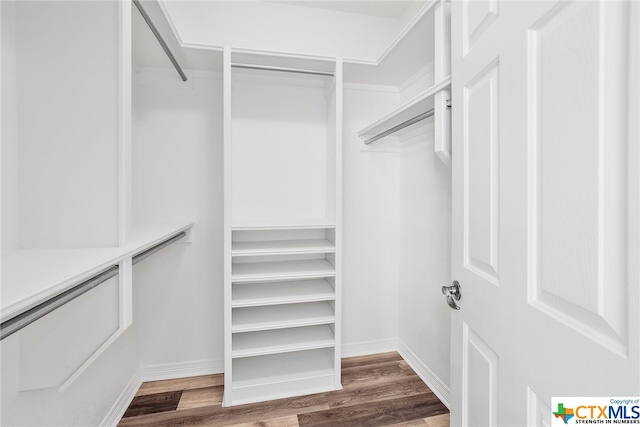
left=341, top=339, right=398, bottom=358
left=139, top=358, right=224, bottom=383
left=101, top=370, right=141, bottom=427
left=397, top=340, right=450, bottom=409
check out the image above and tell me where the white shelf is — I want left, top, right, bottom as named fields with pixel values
left=232, top=302, right=335, bottom=333
left=1, top=222, right=194, bottom=322
left=358, top=76, right=452, bottom=140
left=231, top=219, right=336, bottom=231
left=232, top=279, right=335, bottom=307
left=232, top=259, right=335, bottom=283
left=232, top=325, right=334, bottom=358
left=232, top=239, right=335, bottom=257
left=232, top=348, right=334, bottom=388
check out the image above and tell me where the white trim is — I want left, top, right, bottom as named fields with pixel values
left=372, top=0, right=440, bottom=67
left=100, top=370, right=141, bottom=427
left=118, top=0, right=132, bottom=247
left=139, top=358, right=224, bottom=383
left=343, top=82, right=399, bottom=94
left=397, top=339, right=451, bottom=409
left=341, top=339, right=398, bottom=358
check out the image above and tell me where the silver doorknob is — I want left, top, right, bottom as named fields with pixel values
left=442, top=281, right=461, bottom=310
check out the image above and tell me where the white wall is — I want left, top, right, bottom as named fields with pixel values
left=16, top=1, right=120, bottom=249
left=341, top=85, right=401, bottom=354
left=231, top=75, right=329, bottom=223
left=161, top=1, right=402, bottom=63
left=1, top=0, right=19, bottom=253
left=398, top=130, right=452, bottom=388
left=133, top=69, right=224, bottom=371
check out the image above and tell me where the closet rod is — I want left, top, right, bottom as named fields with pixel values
left=0, top=231, right=187, bottom=341
left=133, top=0, right=187, bottom=82
left=132, top=231, right=187, bottom=265
left=0, top=267, right=120, bottom=341
left=364, top=108, right=435, bottom=145
left=232, top=63, right=334, bottom=77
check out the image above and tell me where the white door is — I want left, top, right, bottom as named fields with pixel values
left=449, top=1, right=640, bottom=425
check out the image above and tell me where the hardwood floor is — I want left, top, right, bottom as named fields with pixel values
left=119, top=352, right=449, bottom=426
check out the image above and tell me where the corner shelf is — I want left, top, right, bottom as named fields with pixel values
left=358, top=76, right=451, bottom=142
left=1, top=222, right=194, bottom=323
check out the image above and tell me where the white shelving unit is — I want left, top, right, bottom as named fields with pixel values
left=223, top=51, right=343, bottom=406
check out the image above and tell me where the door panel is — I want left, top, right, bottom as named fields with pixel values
left=463, top=323, right=499, bottom=426
left=451, top=1, right=640, bottom=425
left=464, top=59, right=500, bottom=285
left=527, top=387, right=552, bottom=427
left=462, top=0, right=499, bottom=56
left=528, top=0, right=629, bottom=355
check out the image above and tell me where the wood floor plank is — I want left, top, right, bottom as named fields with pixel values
left=425, top=413, right=450, bottom=427
left=297, top=393, right=449, bottom=427
left=228, top=415, right=300, bottom=427
left=341, top=352, right=403, bottom=369
left=119, top=392, right=330, bottom=427
left=341, top=360, right=414, bottom=387
left=387, top=419, right=429, bottom=426
left=326, top=376, right=432, bottom=408
left=177, top=385, right=224, bottom=410
left=136, top=374, right=223, bottom=396
left=122, top=391, right=183, bottom=418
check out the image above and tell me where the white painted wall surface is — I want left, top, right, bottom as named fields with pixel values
left=1, top=1, right=19, bottom=254
left=16, top=1, right=119, bottom=249
left=398, top=130, right=451, bottom=388
left=161, top=1, right=401, bottom=62
left=133, top=69, right=224, bottom=371
left=341, top=86, right=401, bottom=354
left=231, top=76, right=329, bottom=223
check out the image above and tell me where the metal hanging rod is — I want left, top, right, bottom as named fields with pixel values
left=0, top=231, right=187, bottom=341
left=364, top=108, right=435, bottom=145
left=232, top=63, right=334, bottom=77
left=133, top=0, right=187, bottom=82
left=133, top=231, right=187, bottom=265
left=0, top=266, right=120, bottom=341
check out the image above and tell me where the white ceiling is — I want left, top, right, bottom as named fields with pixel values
left=132, top=0, right=433, bottom=86
left=267, top=1, right=415, bottom=19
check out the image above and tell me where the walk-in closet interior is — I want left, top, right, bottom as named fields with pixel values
left=1, top=1, right=453, bottom=424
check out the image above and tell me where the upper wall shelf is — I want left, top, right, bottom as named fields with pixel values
left=1, top=222, right=194, bottom=323
left=358, top=76, right=451, bottom=146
